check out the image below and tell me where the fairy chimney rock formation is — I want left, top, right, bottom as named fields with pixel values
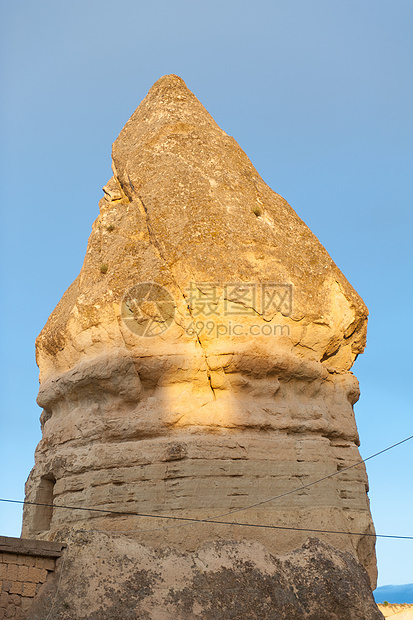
left=23, top=75, right=376, bottom=589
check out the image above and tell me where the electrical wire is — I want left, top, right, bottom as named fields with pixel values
left=2, top=434, right=412, bottom=539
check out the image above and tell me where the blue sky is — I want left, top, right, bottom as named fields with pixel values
left=1, top=0, right=412, bottom=588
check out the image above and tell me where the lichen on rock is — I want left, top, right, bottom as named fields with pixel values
left=27, top=532, right=383, bottom=619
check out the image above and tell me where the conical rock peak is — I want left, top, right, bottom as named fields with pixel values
left=37, top=74, right=367, bottom=380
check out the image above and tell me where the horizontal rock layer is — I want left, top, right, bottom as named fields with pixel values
left=23, top=349, right=376, bottom=584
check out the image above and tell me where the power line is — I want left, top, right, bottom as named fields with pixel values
left=1, top=497, right=413, bottom=539
left=195, top=433, right=413, bottom=522
left=81, top=524, right=413, bottom=539
left=80, top=431, right=413, bottom=535
left=2, top=434, right=412, bottom=539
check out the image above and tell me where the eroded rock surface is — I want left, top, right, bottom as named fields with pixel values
left=27, top=532, right=383, bottom=620
left=34, top=75, right=367, bottom=381
left=23, top=75, right=377, bottom=602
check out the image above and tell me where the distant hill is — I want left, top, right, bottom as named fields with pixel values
left=374, top=584, right=413, bottom=604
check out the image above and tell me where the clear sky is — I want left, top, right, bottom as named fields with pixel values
left=1, top=0, right=412, bottom=588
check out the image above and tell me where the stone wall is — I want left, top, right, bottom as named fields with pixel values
left=0, top=536, right=64, bottom=619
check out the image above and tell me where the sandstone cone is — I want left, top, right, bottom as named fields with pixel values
left=23, top=75, right=377, bottom=589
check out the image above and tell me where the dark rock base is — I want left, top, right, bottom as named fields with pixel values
left=27, top=531, right=383, bottom=619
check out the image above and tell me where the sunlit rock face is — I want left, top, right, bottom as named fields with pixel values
left=22, top=75, right=376, bottom=587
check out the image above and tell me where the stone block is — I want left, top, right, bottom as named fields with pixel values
left=21, top=582, right=36, bottom=598
left=0, top=591, right=8, bottom=605
left=4, top=605, right=15, bottom=619
left=24, top=556, right=35, bottom=568
left=17, top=565, right=28, bottom=581
left=21, top=596, right=33, bottom=612
left=13, top=608, right=23, bottom=620
left=5, top=566, right=17, bottom=582
left=9, top=582, right=22, bottom=595
left=14, top=556, right=26, bottom=565
left=27, top=566, right=45, bottom=583
left=15, top=555, right=33, bottom=566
